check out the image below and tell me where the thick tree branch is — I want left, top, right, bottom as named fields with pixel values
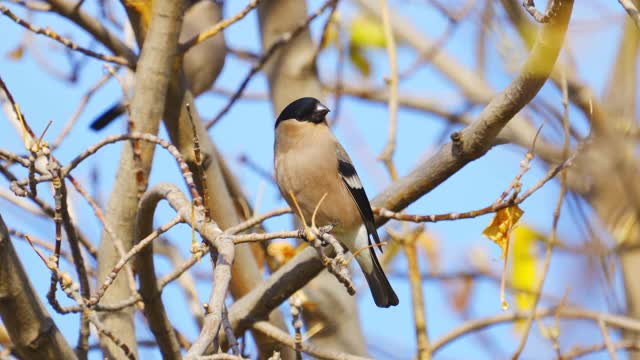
left=138, top=184, right=234, bottom=359
left=354, top=0, right=555, bottom=157
left=0, top=214, right=76, bottom=360
left=95, top=1, right=184, bottom=358
left=372, top=0, right=574, bottom=222
left=136, top=196, right=182, bottom=359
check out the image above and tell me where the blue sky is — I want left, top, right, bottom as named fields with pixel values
left=0, top=1, right=633, bottom=359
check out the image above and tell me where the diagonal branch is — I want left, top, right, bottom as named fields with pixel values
left=0, top=4, right=130, bottom=66
left=372, top=0, right=574, bottom=223
left=46, top=0, right=137, bottom=67
left=619, top=0, right=640, bottom=29
left=252, top=321, right=371, bottom=360
left=224, top=0, right=574, bottom=340
left=0, top=214, right=77, bottom=360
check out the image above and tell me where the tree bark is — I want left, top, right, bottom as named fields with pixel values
left=96, top=1, right=185, bottom=358
left=0, top=214, right=76, bottom=360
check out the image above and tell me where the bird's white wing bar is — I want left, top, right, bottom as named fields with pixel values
left=336, top=144, right=383, bottom=251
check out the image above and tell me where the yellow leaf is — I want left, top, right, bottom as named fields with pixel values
left=347, top=15, right=387, bottom=77
left=348, top=44, right=371, bottom=77
left=482, top=205, right=524, bottom=310
left=510, top=225, right=542, bottom=334
left=511, top=225, right=541, bottom=309
left=123, top=0, right=153, bottom=30
left=482, top=205, right=524, bottom=258
left=267, top=241, right=308, bottom=266
left=349, top=16, right=386, bottom=48
left=267, top=241, right=295, bottom=264
left=6, top=45, right=24, bottom=61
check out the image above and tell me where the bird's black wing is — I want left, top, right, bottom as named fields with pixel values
left=336, top=144, right=382, bottom=253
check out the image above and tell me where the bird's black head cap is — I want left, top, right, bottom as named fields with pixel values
left=275, top=97, right=330, bottom=128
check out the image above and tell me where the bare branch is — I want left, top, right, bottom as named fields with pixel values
left=206, top=0, right=334, bottom=128
left=0, top=4, right=131, bottom=66
left=47, top=0, right=137, bottom=66
left=431, top=307, right=640, bottom=353
left=522, top=0, right=562, bottom=23
left=376, top=0, right=399, bottom=175
left=618, top=0, right=640, bottom=29
left=135, top=199, right=184, bottom=359
left=404, top=233, right=430, bottom=359
left=252, top=321, right=371, bottom=360
left=179, top=0, right=259, bottom=53
left=0, top=214, right=76, bottom=359
left=371, top=0, right=574, bottom=224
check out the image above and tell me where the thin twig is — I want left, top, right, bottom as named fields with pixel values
left=562, top=339, right=640, bottom=359
left=67, top=176, right=138, bottom=298
left=52, top=69, right=116, bottom=148
left=232, top=230, right=299, bottom=244
left=377, top=0, right=399, bottom=178
left=373, top=148, right=575, bottom=224
left=310, top=0, right=338, bottom=64
left=88, top=216, right=181, bottom=307
left=8, top=228, right=76, bottom=270
left=222, top=305, right=241, bottom=356
left=431, top=307, right=640, bottom=354
left=289, top=295, right=303, bottom=360
left=512, top=55, right=571, bottom=360
left=48, top=162, right=91, bottom=357
left=252, top=321, right=371, bottom=360
left=186, top=103, right=210, bottom=220
left=179, top=0, right=259, bottom=53
left=404, top=230, right=431, bottom=359
left=11, top=133, right=203, bottom=209
left=522, top=0, right=561, bottom=23
left=597, top=318, right=618, bottom=360
left=23, top=234, right=135, bottom=359
left=225, top=207, right=291, bottom=234
left=206, top=0, right=334, bottom=128
left=0, top=75, right=35, bottom=145
left=0, top=4, right=130, bottom=66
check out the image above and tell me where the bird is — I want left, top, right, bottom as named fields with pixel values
left=90, top=0, right=226, bottom=130
left=273, top=97, right=399, bottom=308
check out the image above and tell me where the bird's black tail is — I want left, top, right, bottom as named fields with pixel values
left=90, top=102, right=126, bottom=131
left=363, top=247, right=399, bottom=308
